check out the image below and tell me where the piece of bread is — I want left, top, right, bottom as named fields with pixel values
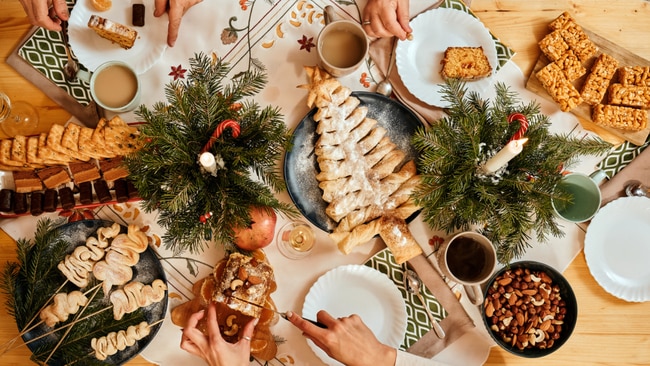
left=88, top=15, right=137, bottom=50
left=37, top=133, right=76, bottom=164
left=535, top=62, right=582, bottom=112
left=377, top=215, right=423, bottom=264
left=592, top=104, right=648, bottom=132
left=47, top=124, right=91, bottom=162
left=581, top=53, right=619, bottom=105
left=440, top=46, right=493, bottom=80
left=0, top=139, right=25, bottom=168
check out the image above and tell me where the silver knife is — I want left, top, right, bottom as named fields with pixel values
left=230, top=296, right=327, bottom=328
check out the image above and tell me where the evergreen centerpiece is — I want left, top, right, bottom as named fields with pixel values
left=125, top=53, right=297, bottom=254
left=412, top=81, right=611, bottom=263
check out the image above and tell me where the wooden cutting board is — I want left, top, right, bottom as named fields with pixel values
left=526, top=27, right=650, bottom=146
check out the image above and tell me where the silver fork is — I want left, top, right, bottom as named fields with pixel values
left=60, top=20, right=79, bottom=82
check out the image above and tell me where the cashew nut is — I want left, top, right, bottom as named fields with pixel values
left=226, top=314, right=237, bottom=327
left=531, top=297, right=545, bottom=306
left=223, top=324, right=239, bottom=336
left=230, top=279, right=244, bottom=290
left=530, top=274, right=541, bottom=283
left=533, top=329, right=545, bottom=343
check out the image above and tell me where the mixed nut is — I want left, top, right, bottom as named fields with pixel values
left=484, top=267, right=568, bottom=351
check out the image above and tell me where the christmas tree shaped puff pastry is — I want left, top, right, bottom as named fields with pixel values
left=299, top=66, right=422, bottom=264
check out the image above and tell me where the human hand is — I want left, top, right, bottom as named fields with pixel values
left=287, top=310, right=397, bottom=366
left=180, top=302, right=258, bottom=366
left=19, top=0, right=68, bottom=31
left=154, top=0, right=203, bottom=47
left=362, top=0, right=412, bottom=40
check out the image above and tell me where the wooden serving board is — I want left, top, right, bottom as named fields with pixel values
left=526, top=27, right=650, bottom=146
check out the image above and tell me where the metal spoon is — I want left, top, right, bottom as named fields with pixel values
left=404, top=269, right=446, bottom=339
left=376, top=38, right=397, bottom=96
left=625, top=181, right=649, bottom=197
left=60, top=21, right=79, bottom=82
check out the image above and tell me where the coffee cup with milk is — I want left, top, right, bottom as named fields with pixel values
left=80, top=61, right=141, bottom=113
left=317, top=6, right=369, bottom=77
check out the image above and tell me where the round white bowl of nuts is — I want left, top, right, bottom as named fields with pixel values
left=482, top=261, right=577, bottom=357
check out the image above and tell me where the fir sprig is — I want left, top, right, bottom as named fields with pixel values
left=413, top=80, right=612, bottom=263
left=125, top=53, right=298, bottom=254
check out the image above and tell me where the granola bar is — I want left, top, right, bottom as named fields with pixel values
left=548, top=11, right=575, bottom=31
left=619, top=66, right=650, bottom=87
left=608, top=83, right=650, bottom=109
left=592, top=104, right=648, bottom=131
left=560, top=22, right=598, bottom=62
left=555, top=50, right=586, bottom=81
left=581, top=53, right=619, bottom=105
left=538, top=30, right=569, bottom=62
left=536, top=62, right=583, bottom=112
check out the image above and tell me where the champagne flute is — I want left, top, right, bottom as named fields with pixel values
left=0, top=92, right=39, bottom=137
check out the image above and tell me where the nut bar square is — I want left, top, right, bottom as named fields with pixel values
left=560, top=22, right=598, bottom=62
left=536, top=62, right=583, bottom=112
left=538, top=30, right=569, bottom=62
left=619, top=66, right=650, bottom=87
left=555, top=50, right=586, bottom=81
left=548, top=11, right=575, bottom=31
left=608, top=83, right=650, bottom=109
left=592, top=104, right=648, bottom=132
left=581, top=53, right=619, bottom=105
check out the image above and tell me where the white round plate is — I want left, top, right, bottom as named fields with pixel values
left=302, top=265, right=407, bottom=366
left=584, top=197, right=650, bottom=302
left=395, top=7, right=497, bottom=108
left=68, top=0, right=167, bottom=74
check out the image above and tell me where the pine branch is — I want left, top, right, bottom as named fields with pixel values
left=126, top=52, right=298, bottom=254
left=413, top=81, right=612, bottom=263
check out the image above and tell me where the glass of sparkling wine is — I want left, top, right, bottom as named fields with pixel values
left=276, top=220, right=315, bottom=259
left=0, top=92, right=39, bottom=137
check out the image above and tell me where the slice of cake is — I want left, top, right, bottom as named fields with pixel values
left=13, top=170, right=43, bottom=193
left=36, top=166, right=71, bottom=189
left=440, top=46, right=493, bottom=80
left=68, top=161, right=101, bottom=184
left=213, top=253, right=274, bottom=318
left=88, top=15, right=137, bottom=50
left=99, top=156, right=129, bottom=182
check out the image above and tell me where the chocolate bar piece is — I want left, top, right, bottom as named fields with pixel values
left=126, top=180, right=139, bottom=198
left=30, top=192, right=44, bottom=216
left=114, top=178, right=129, bottom=203
left=44, top=189, right=59, bottom=212
left=93, top=180, right=112, bottom=203
left=0, top=189, right=14, bottom=212
left=14, top=192, right=28, bottom=214
left=132, top=4, right=145, bottom=27
left=79, top=182, right=93, bottom=205
left=59, top=187, right=75, bottom=210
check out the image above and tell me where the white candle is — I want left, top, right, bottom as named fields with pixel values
left=483, top=138, right=528, bottom=174
left=199, top=152, right=217, bottom=173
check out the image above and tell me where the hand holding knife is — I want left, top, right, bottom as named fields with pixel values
left=230, top=295, right=327, bottom=328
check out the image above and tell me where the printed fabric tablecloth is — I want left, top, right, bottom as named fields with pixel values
left=3, top=0, right=624, bottom=365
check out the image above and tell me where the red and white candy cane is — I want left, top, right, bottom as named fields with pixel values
left=507, top=113, right=529, bottom=142
left=201, top=119, right=241, bottom=153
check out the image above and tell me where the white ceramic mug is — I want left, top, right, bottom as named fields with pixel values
left=551, top=170, right=608, bottom=223
left=317, top=6, right=369, bottom=77
left=437, top=231, right=497, bottom=306
left=82, top=61, right=141, bottom=113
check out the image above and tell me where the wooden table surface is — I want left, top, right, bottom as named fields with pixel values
left=1, top=0, right=649, bottom=365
